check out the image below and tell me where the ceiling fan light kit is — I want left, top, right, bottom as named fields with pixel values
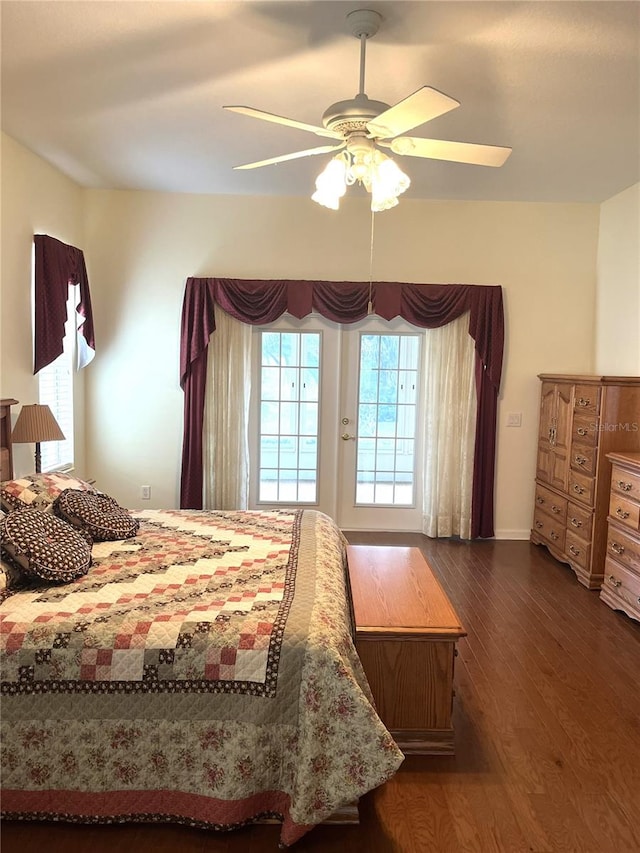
left=312, top=137, right=410, bottom=212
left=224, top=8, right=512, bottom=212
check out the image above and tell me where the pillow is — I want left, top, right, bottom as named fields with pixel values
left=0, top=508, right=91, bottom=584
left=0, top=472, right=96, bottom=513
left=53, top=489, right=139, bottom=541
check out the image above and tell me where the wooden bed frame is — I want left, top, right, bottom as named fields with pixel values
left=1, top=398, right=18, bottom=482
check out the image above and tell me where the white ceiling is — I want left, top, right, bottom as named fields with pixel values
left=2, top=1, right=638, bottom=203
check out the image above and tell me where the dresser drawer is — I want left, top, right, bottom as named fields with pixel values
left=573, top=385, right=600, bottom=414
left=571, top=414, right=597, bottom=447
left=606, top=523, right=640, bottom=573
left=533, top=509, right=565, bottom=551
left=565, top=530, right=591, bottom=570
left=609, top=494, right=640, bottom=532
left=570, top=443, right=597, bottom=477
left=568, top=470, right=595, bottom=507
left=534, top=483, right=567, bottom=522
left=610, top=464, right=640, bottom=503
left=566, top=502, right=593, bottom=542
left=602, top=557, right=640, bottom=619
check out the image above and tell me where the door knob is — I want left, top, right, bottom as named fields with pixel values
left=341, top=433, right=355, bottom=441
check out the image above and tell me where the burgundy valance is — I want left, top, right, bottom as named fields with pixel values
left=34, top=234, right=96, bottom=374
left=180, top=278, right=504, bottom=538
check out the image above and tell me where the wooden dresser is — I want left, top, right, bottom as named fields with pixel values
left=347, top=545, right=466, bottom=755
left=600, top=452, right=640, bottom=621
left=530, top=375, right=640, bottom=589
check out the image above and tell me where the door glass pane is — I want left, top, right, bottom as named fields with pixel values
left=355, top=333, right=421, bottom=506
left=258, top=331, right=321, bottom=503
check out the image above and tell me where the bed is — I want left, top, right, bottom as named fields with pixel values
left=0, top=401, right=403, bottom=847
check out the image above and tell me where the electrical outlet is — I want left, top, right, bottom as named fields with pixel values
left=506, top=412, right=522, bottom=427
left=141, top=485, right=151, bottom=500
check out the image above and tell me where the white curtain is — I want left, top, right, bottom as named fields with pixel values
left=422, top=312, right=477, bottom=539
left=203, top=308, right=251, bottom=510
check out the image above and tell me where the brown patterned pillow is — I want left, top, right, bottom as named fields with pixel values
left=0, top=508, right=92, bottom=584
left=53, top=489, right=139, bottom=541
left=0, top=472, right=96, bottom=513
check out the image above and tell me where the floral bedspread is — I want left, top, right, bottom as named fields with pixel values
left=0, top=509, right=403, bottom=845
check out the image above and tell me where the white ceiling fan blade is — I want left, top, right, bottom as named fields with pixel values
left=366, top=87, right=460, bottom=139
left=233, top=143, right=346, bottom=170
left=388, top=136, right=512, bottom=167
left=224, top=105, right=343, bottom=140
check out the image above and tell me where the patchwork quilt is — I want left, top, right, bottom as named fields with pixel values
left=0, top=508, right=403, bottom=845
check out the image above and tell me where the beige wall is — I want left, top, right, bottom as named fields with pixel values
left=595, top=182, right=640, bottom=374
left=0, top=133, right=88, bottom=477
left=2, top=132, right=607, bottom=535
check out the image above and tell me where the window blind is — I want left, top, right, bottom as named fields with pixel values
left=38, top=293, right=75, bottom=472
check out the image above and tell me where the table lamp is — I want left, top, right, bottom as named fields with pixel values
left=12, top=404, right=65, bottom=473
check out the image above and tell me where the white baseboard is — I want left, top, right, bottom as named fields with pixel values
left=342, top=527, right=532, bottom=541
left=494, top=529, right=531, bottom=540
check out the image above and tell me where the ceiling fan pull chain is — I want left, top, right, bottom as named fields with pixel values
left=367, top=208, right=375, bottom=315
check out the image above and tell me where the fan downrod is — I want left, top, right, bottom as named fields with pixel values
left=321, top=9, right=387, bottom=136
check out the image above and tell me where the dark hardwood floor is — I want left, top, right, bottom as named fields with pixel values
left=2, top=536, right=639, bottom=852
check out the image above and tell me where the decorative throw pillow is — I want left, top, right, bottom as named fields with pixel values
left=53, top=489, right=139, bottom=541
left=0, top=508, right=92, bottom=584
left=0, top=472, right=96, bottom=513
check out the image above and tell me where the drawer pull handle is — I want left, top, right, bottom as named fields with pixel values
left=610, top=542, right=625, bottom=555
left=535, top=521, right=543, bottom=529
left=550, top=531, right=559, bottom=541
left=577, top=427, right=588, bottom=436
left=569, top=545, right=580, bottom=557
left=573, top=484, right=585, bottom=494
left=615, top=507, right=630, bottom=520
left=576, top=397, right=591, bottom=407
left=570, top=517, right=583, bottom=528
left=536, top=496, right=545, bottom=504
left=551, top=505, right=562, bottom=514
left=608, top=575, right=622, bottom=588
left=616, top=480, right=632, bottom=492
left=574, top=455, right=587, bottom=466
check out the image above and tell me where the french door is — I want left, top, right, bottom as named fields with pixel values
left=248, top=314, right=424, bottom=531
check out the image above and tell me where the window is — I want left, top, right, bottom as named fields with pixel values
left=356, top=333, right=421, bottom=505
left=258, top=331, right=321, bottom=503
left=38, top=290, right=76, bottom=471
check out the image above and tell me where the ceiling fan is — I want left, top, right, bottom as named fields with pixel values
left=224, top=9, right=512, bottom=209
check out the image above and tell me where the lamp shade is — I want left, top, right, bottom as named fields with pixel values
left=12, top=404, right=65, bottom=444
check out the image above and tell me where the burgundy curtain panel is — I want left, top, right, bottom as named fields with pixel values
left=34, top=234, right=96, bottom=374
left=180, top=278, right=504, bottom=538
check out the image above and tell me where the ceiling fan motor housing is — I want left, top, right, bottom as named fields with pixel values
left=322, top=93, right=391, bottom=136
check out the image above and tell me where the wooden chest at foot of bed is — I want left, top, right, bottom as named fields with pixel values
left=347, top=545, right=466, bottom=755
